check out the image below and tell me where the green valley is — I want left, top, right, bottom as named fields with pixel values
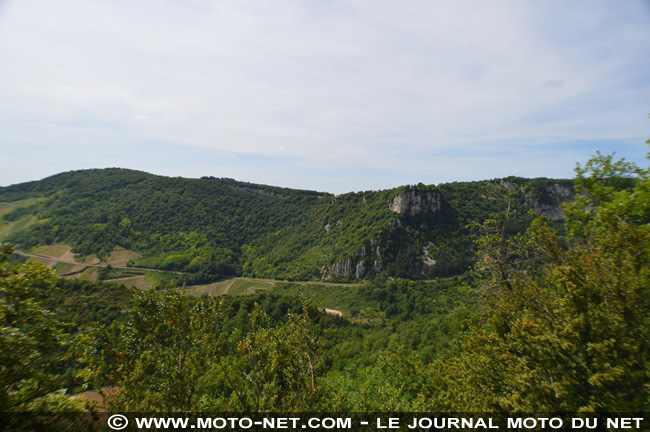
left=2, top=150, right=648, bottom=418
left=0, top=168, right=574, bottom=284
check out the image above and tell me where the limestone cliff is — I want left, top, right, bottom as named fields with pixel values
left=493, top=180, right=575, bottom=220
left=329, top=237, right=384, bottom=280
left=528, top=183, right=574, bottom=221
left=331, top=258, right=368, bottom=279
left=389, top=189, right=442, bottom=215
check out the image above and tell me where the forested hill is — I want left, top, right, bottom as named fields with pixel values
left=0, top=168, right=574, bottom=282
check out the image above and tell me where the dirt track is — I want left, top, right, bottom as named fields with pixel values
left=16, top=251, right=183, bottom=274
left=324, top=308, right=344, bottom=316
left=222, top=278, right=236, bottom=295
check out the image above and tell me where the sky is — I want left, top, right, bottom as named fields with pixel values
left=0, top=0, right=649, bottom=194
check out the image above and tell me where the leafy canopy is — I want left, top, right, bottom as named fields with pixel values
left=424, top=149, right=650, bottom=412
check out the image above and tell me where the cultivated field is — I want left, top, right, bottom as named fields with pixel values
left=104, top=275, right=153, bottom=290
left=27, top=244, right=86, bottom=276
left=84, top=254, right=100, bottom=265
left=185, top=277, right=275, bottom=297
left=57, top=262, right=86, bottom=275
left=19, top=244, right=147, bottom=281
left=27, top=255, right=58, bottom=268
left=107, top=250, right=142, bottom=266
left=34, top=244, right=76, bottom=261
left=76, top=267, right=98, bottom=281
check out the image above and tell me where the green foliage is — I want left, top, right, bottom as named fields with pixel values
left=565, top=151, right=649, bottom=238
left=0, top=244, right=83, bottom=413
left=12, top=152, right=644, bottom=414
left=1, top=169, right=322, bottom=281
left=44, top=278, right=133, bottom=331
left=78, top=287, right=226, bottom=411
left=59, top=144, right=648, bottom=414
left=425, top=150, right=650, bottom=412
left=76, top=287, right=332, bottom=412
left=229, top=299, right=324, bottom=411
left=2, top=203, right=40, bottom=222
left=1, top=168, right=573, bottom=282
left=323, top=347, right=426, bottom=411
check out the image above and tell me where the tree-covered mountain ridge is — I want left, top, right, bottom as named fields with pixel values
left=0, top=168, right=574, bottom=282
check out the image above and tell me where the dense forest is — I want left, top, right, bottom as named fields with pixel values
left=1, top=149, right=648, bottom=430
left=0, top=167, right=573, bottom=283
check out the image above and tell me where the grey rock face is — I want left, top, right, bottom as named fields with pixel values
left=529, top=184, right=575, bottom=221
left=355, top=261, right=366, bottom=279
left=331, top=259, right=367, bottom=279
left=390, top=190, right=441, bottom=215
left=332, top=259, right=354, bottom=277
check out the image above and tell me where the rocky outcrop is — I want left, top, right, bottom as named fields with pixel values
left=528, top=184, right=575, bottom=221
left=330, top=236, right=383, bottom=279
left=332, top=259, right=354, bottom=278
left=422, top=242, right=436, bottom=266
left=390, top=189, right=441, bottom=215
left=355, top=261, right=366, bottom=279
left=331, top=258, right=367, bottom=278
left=492, top=180, right=575, bottom=221
left=331, top=257, right=368, bottom=279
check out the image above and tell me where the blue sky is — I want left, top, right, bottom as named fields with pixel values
left=0, top=0, right=648, bottom=194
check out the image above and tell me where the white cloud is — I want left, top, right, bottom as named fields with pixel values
left=0, top=0, right=648, bottom=192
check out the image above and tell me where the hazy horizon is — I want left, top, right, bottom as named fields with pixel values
left=2, top=164, right=585, bottom=196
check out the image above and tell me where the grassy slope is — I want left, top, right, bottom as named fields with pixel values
left=0, top=198, right=44, bottom=240
left=185, top=277, right=275, bottom=297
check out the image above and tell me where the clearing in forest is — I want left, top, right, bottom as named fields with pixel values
left=33, top=244, right=75, bottom=260
left=27, top=245, right=84, bottom=275
left=104, top=275, right=152, bottom=290
left=0, top=215, right=38, bottom=239
left=84, top=254, right=100, bottom=265
left=27, top=255, right=58, bottom=268
left=0, top=198, right=43, bottom=240
left=106, top=250, right=141, bottom=267
left=185, top=278, right=274, bottom=297
left=77, top=267, right=98, bottom=281
left=57, top=262, right=86, bottom=275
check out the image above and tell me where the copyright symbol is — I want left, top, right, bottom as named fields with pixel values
left=107, top=414, right=128, bottom=430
